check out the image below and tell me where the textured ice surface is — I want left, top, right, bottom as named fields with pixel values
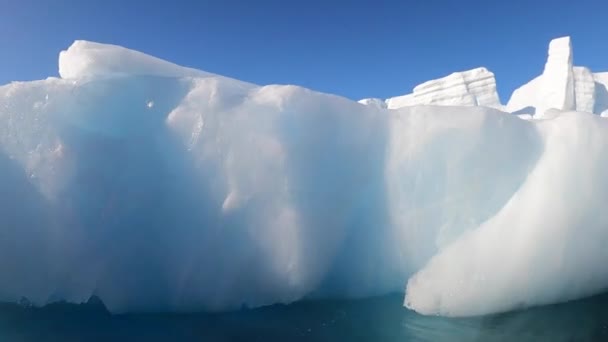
left=2, top=40, right=608, bottom=317
left=573, top=67, right=595, bottom=113
left=385, top=68, right=501, bottom=109
left=358, top=97, right=387, bottom=109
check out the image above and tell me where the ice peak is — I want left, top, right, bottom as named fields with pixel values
left=536, top=36, right=575, bottom=117
left=548, top=36, right=572, bottom=53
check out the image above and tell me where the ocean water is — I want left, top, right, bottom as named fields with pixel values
left=1, top=293, right=608, bottom=341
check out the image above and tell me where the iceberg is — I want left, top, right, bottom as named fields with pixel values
left=1, top=39, right=608, bottom=317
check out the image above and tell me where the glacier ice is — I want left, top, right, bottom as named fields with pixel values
left=1, top=38, right=608, bottom=317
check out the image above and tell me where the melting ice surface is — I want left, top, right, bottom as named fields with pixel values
left=1, top=39, right=608, bottom=317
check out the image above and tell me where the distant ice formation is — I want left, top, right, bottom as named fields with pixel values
left=385, top=67, right=501, bottom=109
left=507, top=37, right=597, bottom=116
left=506, top=36, right=608, bottom=116
left=361, top=36, right=608, bottom=118
left=1, top=38, right=608, bottom=317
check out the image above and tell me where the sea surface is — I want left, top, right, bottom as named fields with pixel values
left=1, top=293, right=608, bottom=341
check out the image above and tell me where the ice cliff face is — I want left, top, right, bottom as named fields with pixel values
left=1, top=39, right=608, bottom=317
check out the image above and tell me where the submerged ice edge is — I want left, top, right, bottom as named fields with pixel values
left=1, top=39, right=608, bottom=317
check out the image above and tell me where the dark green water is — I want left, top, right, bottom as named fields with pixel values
left=1, top=293, right=608, bottom=341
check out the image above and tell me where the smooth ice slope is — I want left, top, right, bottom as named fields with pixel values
left=385, top=68, right=501, bottom=109
left=405, top=112, right=608, bottom=316
left=2, top=40, right=608, bottom=317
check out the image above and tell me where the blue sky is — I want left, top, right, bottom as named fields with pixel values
left=1, top=0, right=608, bottom=101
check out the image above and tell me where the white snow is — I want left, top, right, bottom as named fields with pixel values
left=1, top=39, right=608, bottom=317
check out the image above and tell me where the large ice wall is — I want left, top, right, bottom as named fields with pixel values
left=1, top=41, right=406, bottom=313
left=1, top=40, right=608, bottom=317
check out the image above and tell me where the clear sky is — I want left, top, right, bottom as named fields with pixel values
left=2, top=0, right=608, bottom=102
